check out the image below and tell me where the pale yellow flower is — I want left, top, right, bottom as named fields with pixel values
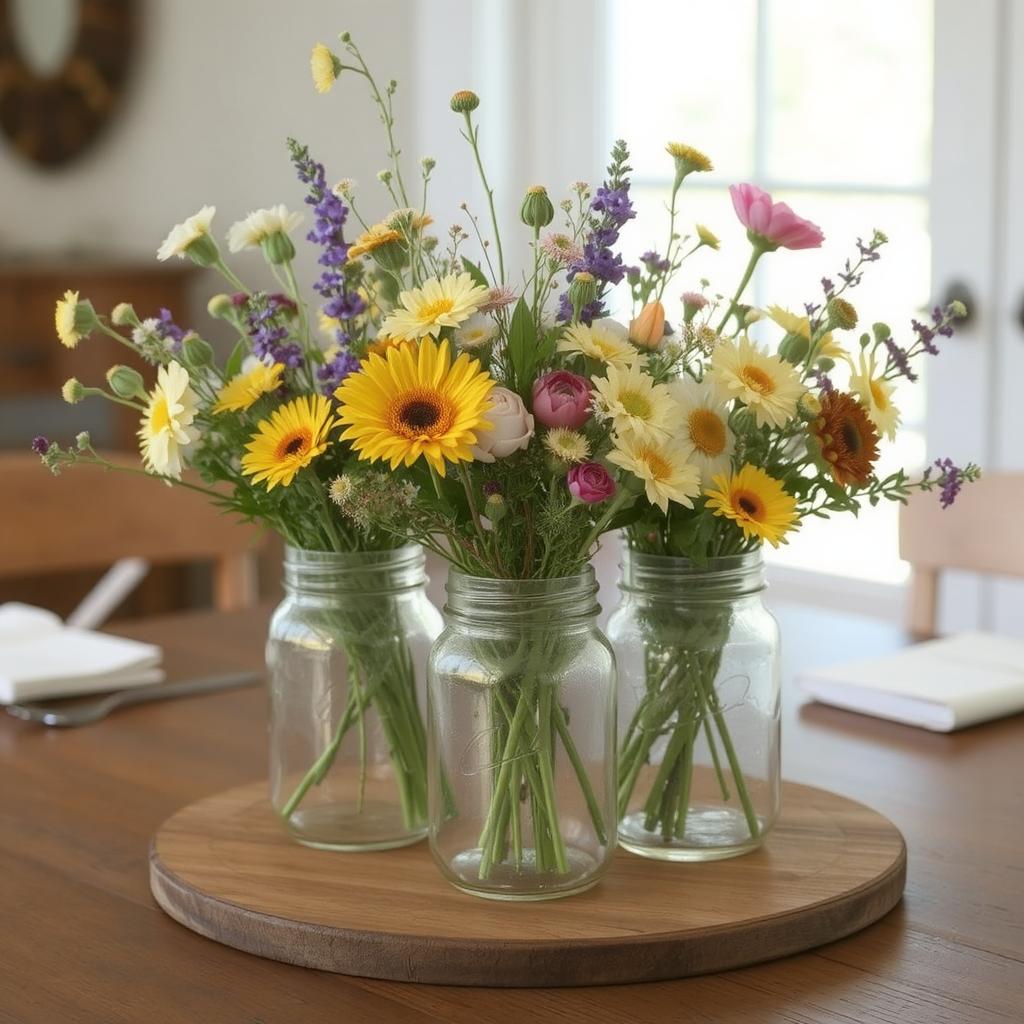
left=848, top=348, right=901, bottom=441
left=590, top=362, right=677, bottom=440
left=138, top=361, right=200, bottom=479
left=607, top=433, right=701, bottom=514
left=157, top=205, right=216, bottom=261
left=708, top=335, right=804, bottom=428
left=227, top=205, right=304, bottom=253
left=557, top=318, right=641, bottom=371
left=379, top=273, right=490, bottom=342
left=669, top=376, right=735, bottom=485
left=310, top=43, right=340, bottom=94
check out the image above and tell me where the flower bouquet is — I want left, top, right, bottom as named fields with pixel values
left=608, top=163, right=980, bottom=858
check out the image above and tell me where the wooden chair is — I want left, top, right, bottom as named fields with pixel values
left=899, top=472, right=1024, bottom=635
left=1, top=452, right=263, bottom=613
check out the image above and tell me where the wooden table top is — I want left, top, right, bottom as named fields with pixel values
left=0, top=604, right=1020, bottom=1023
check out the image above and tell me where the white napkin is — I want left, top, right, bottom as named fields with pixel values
left=798, top=631, right=1024, bottom=731
left=0, top=603, right=164, bottom=703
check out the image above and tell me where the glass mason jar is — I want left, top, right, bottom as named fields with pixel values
left=608, top=550, right=780, bottom=861
left=267, top=545, right=442, bottom=851
left=427, top=568, right=617, bottom=901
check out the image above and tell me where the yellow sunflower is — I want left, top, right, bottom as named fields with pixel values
left=704, top=465, right=798, bottom=548
left=708, top=335, right=804, bottom=428
left=212, top=360, right=284, bottom=414
left=379, top=273, right=490, bottom=341
left=241, top=395, right=335, bottom=490
left=334, top=337, right=494, bottom=477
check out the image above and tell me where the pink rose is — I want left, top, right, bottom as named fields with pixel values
left=729, top=183, right=824, bottom=251
left=567, top=462, right=616, bottom=504
left=471, top=386, right=534, bottom=462
left=532, top=370, right=591, bottom=429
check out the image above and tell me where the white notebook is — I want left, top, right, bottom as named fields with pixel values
left=0, top=603, right=164, bottom=704
left=798, top=632, right=1024, bottom=732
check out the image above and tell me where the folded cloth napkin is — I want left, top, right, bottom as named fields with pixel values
left=799, top=631, right=1024, bottom=731
left=0, top=603, right=163, bottom=704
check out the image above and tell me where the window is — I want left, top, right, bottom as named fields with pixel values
left=605, top=0, right=933, bottom=586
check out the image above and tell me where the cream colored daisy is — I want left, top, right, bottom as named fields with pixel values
left=670, top=376, right=735, bottom=485
left=310, top=43, right=340, bottom=94
left=453, top=312, right=497, bottom=350
left=543, top=428, right=590, bottom=464
left=849, top=349, right=901, bottom=441
left=157, top=205, right=216, bottom=261
left=54, top=290, right=97, bottom=349
left=379, top=273, right=490, bottom=341
left=138, top=361, right=200, bottom=479
left=227, top=205, right=304, bottom=253
left=557, top=318, right=641, bottom=371
left=607, top=433, right=701, bottom=514
left=708, top=335, right=804, bottom=428
left=590, top=363, right=677, bottom=440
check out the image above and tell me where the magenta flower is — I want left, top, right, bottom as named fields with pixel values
left=532, top=371, right=592, bottom=429
left=729, top=183, right=824, bottom=251
left=567, top=462, right=616, bottom=504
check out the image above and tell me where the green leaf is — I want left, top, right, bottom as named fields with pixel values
left=506, top=298, right=536, bottom=398
left=461, top=257, right=490, bottom=290
left=224, top=340, right=245, bottom=379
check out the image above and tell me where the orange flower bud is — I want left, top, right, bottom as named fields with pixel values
left=629, top=301, right=666, bottom=350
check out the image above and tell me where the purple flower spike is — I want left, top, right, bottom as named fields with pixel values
left=934, top=457, right=965, bottom=509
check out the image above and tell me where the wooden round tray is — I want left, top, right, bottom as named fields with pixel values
left=149, top=780, right=905, bottom=987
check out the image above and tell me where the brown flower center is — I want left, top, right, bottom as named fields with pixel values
left=276, top=430, right=311, bottom=460
left=388, top=387, right=455, bottom=439
left=734, top=490, right=765, bottom=520
left=688, top=408, right=726, bottom=456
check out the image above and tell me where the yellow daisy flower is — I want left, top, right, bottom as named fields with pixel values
left=708, top=335, right=804, bottom=428
left=766, top=305, right=845, bottom=362
left=696, top=224, right=720, bottom=250
left=607, top=433, right=701, bottom=514
left=543, top=428, right=590, bottom=464
left=848, top=349, right=901, bottom=440
left=54, top=290, right=97, bottom=349
left=379, top=273, right=490, bottom=342
left=590, top=362, right=677, bottom=440
left=348, top=223, right=403, bottom=260
left=241, top=395, right=335, bottom=490
left=212, top=360, right=284, bottom=414
left=138, top=361, right=200, bottom=480
left=557, top=318, right=642, bottom=371
left=665, top=142, right=713, bottom=173
left=704, top=465, right=798, bottom=548
left=334, top=337, right=494, bottom=477
left=310, top=43, right=341, bottom=94
left=669, top=376, right=735, bottom=485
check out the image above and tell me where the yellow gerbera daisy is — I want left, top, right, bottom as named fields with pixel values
left=557, top=318, right=642, bottom=371
left=705, top=465, right=798, bottom=548
left=310, top=43, right=341, bottom=94
left=348, top=223, right=404, bottom=260
left=607, top=433, right=701, bottom=514
left=54, top=290, right=97, bottom=349
left=379, top=273, right=490, bottom=341
left=665, top=142, right=713, bottom=173
left=848, top=349, right=901, bottom=440
left=241, top=395, right=335, bottom=490
left=708, top=335, right=804, bottom=428
left=334, top=337, right=494, bottom=477
left=138, top=361, right=200, bottom=480
left=591, top=362, right=677, bottom=440
left=670, top=376, right=735, bottom=485
left=212, top=360, right=284, bottom=414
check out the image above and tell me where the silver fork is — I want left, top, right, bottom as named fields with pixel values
left=5, top=671, right=260, bottom=727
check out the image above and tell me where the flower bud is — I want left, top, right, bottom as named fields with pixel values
left=261, top=231, right=297, bottom=266
left=450, top=89, right=480, bottom=113
left=827, top=297, right=858, bottom=331
left=75, top=430, right=92, bottom=451
left=181, top=334, right=215, bottom=368
left=421, top=156, right=436, bottom=174
left=744, top=307, right=764, bottom=325
left=106, top=365, right=146, bottom=400
left=484, top=492, right=507, bottom=523
left=949, top=299, right=968, bottom=319
left=799, top=392, right=822, bottom=418
left=696, top=224, right=720, bottom=250
left=871, top=322, right=891, bottom=344
left=377, top=168, right=392, bottom=184
left=629, top=301, right=666, bottom=350
left=520, top=185, right=555, bottom=229
left=778, top=333, right=809, bottom=364
left=568, top=271, right=597, bottom=318
left=207, top=293, right=234, bottom=319
left=61, top=377, right=85, bottom=404
left=625, top=266, right=641, bottom=286
left=682, top=291, right=707, bottom=324
left=817, top=357, right=836, bottom=371
left=111, top=302, right=138, bottom=327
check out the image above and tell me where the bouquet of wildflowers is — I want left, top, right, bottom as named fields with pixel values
left=609, top=162, right=980, bottom=848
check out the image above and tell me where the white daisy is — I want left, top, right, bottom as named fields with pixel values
left=669, top=376, right=735, bottom=485
left=227, top=205, right=305, bottom=253
left=157, top=205, right=216, bottom=261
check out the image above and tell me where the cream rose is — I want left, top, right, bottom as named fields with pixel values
left=471, top=386, right=534, bottom=462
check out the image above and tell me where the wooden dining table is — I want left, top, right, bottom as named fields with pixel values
left=0, top=602, right=1020, bottom=1023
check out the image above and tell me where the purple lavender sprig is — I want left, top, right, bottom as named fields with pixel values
left=288, top=137, right=365, bottom=392
left=557, top=139, right=635, bottom=323
left=880, top=301, right=966, bottom=382
left=246, top=292, right=303, bottom=369
left=920, top=457, right=981, bottom=509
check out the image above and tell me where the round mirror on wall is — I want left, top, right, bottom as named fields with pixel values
left=0, top=0, right=136, bottom=168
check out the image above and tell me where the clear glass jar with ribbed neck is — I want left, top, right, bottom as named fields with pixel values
left=427, top=568, right=617, bottom=901
left=608, top=550, right=780, bottom=861
left=267, top=545, right=442, bottom=851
